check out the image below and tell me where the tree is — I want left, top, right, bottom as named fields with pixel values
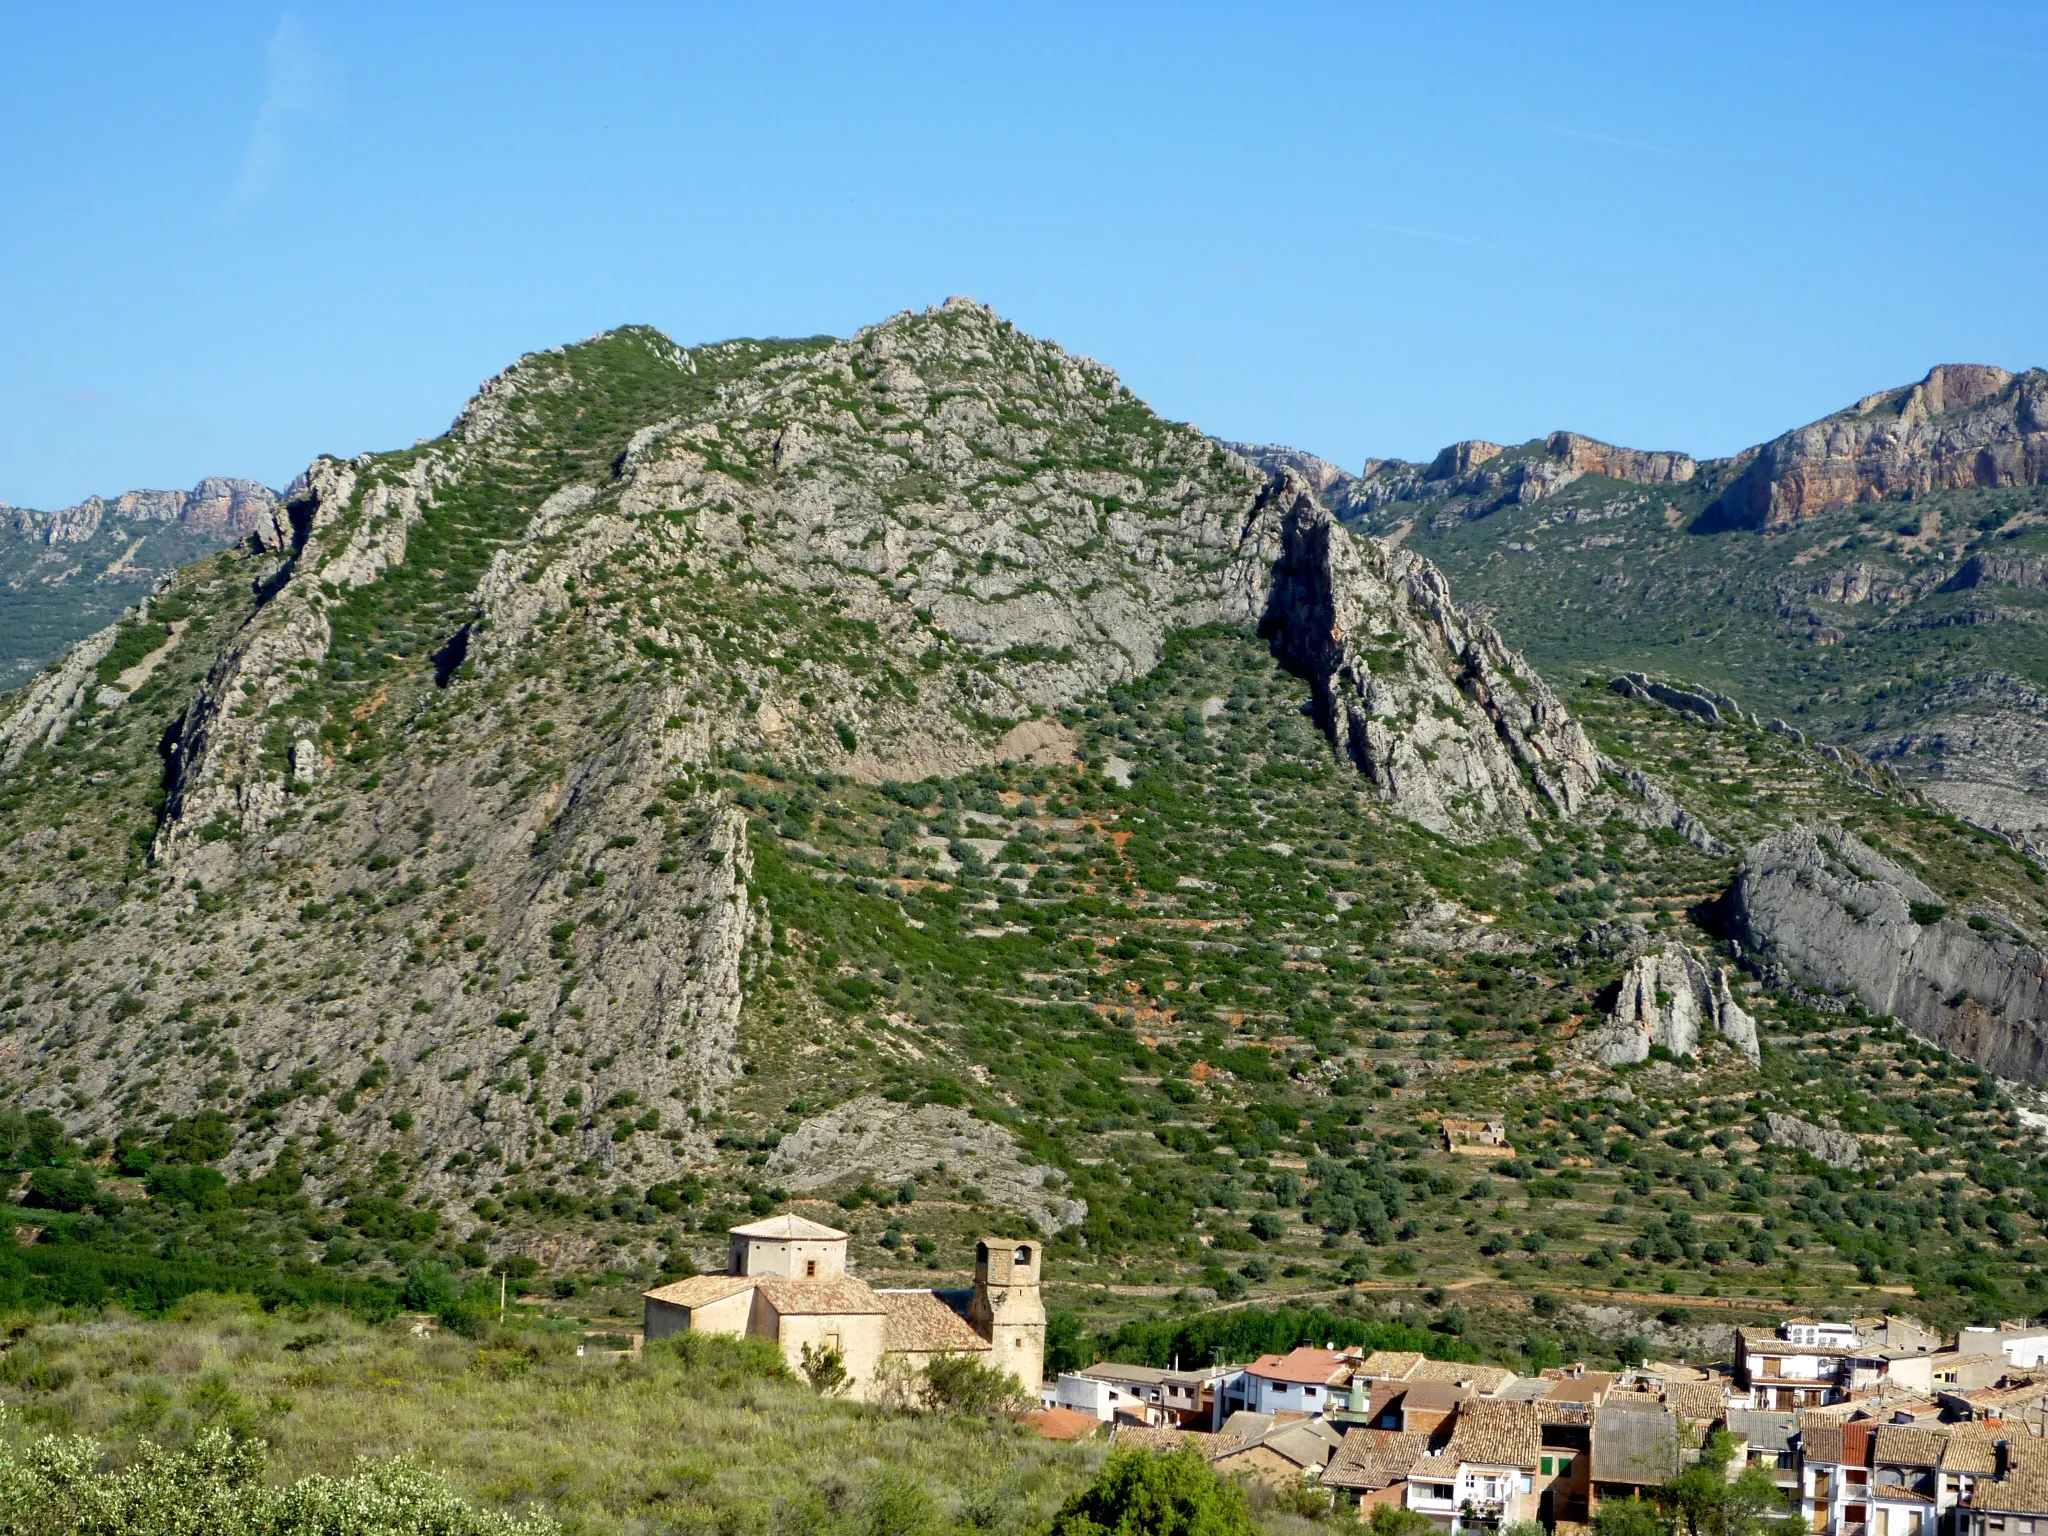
left=799, top=1341, right=849, bottom=1396
left=1368, top=1504, right=1440, bottom=1536
left=1047, top=1446, right=1257, bottom=1536
left=1594, top=1497, right=1671, bottom=1536
left=921, top=1354, right=1027, bottom=1418
left=1660, top=1429, right=1791, bottom=1536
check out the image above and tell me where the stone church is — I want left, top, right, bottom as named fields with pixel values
left=642, top=1213, right=1046, bottom=1401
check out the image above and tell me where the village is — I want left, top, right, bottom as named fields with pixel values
left=650, top=1212, right=2048, bottom=1535
left=1042, top=1313, right=2048, bottom=1534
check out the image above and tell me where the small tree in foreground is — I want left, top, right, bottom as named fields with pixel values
left=1367, top=1504, right=1440, bottom=1536
left=799, top=1341, right=850, bottom=1396
left=1047, top=1446, right=1256, bottom=1536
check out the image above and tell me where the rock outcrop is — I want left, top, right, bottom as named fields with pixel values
left=1580, top=945, right=1758, bottom=1066
left=1765, top=1111, right=1861, bottom=1169
left=765, top=1095, right=1087, bottom=1235
left=1707, top=365, right=2048, bottom=531
left=1944, top=550, right=2048, bottom=592
left=1732, top=825, right=2048, bottom=1083
left=1264, top=483, right=1601, bottom=838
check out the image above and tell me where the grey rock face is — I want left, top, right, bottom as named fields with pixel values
left=765, top=1094, right=1086, bottom=1235
left=1733, top=825, right=2048, bottom=1083
left=1265, top=484, right=1600, bottom=839
left=1859, top=671, right=2048, bottom=844
left=1600, top=758, right=1727, bottom=855
left=1765, top=1111, right=1861, bottom=1169
left=1580, top=945, right=1758, bottom=1066
left=0, top=617, right=121, bottom=769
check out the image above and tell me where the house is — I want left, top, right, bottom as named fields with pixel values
left=642, top=1215, right=1044, bottom=1402
left=1208, top=1415, right=1345, bottom=1487
left=1226, top=1346, right=1355, bottom=1418
left=1405, top=1399, right=1542, bottom=1533
left=1961, top=1326, right=2048, bottom=1372
left=1023, top=1406, right=1104, bottom=1442
left=1442, top=1119, right=1513, bottom=1157
left=1956, top=1436, right=2048, bottom=1536
left=1326, top=1430, right=1430, bottom=1517
left=1725, top=1409, right=1799, bottom=1501
left=1736, top=1323, right=1856, bottom=1409
left=1361, top=1350, right=1430, bottom=1382
left=1049, top=1370, right=1159, bottom=1425
left=1784, top=1318, right=1864, bottom=1349
left=1537, top=1404, right=1595, bottom=1526
left=1402, top=1382, right=1475, bottom=1436
left=1888, top=1352, right=2009, bottom=1396
left=1410, top=1359, right=1519, bottom=1395
left=1157, top=1364, right=1236, bottom=1428
left=1588, top=1406, right=1680, bottom=1514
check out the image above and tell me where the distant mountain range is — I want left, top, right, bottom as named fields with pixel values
left=0, top=477, right=276, bottom=687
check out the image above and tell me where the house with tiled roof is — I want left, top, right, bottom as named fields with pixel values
left=1405, top=1399, right=1543, bottom=1533
left=1225, top=1346, right=1356, bottom=1418
left=1737, top=1322, right=1857, bottom=1409
left=1589, top=1405, right=1680, bottom=1514
left=643, top=1214, right=1043, bottom=1402
left=1326, top=1429, right=1429, bottom=1516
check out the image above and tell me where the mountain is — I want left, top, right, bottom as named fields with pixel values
left=5, top=310, right=2048, bottom=1336
left=1270, top=365, right=2048, bottom=849
left=0, top=477, right=276, bottom=688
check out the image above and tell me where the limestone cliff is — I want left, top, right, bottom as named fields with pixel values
left=1707, top=365, right=2048, bottom=531
left=1579, top=944, right=1758, bottom=1067
left=1732, top=825, right=2048, bottom=1083
left=1263, top=480, right=1600, bottom=838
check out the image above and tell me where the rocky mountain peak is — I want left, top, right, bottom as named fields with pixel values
left=0, top=304, right=1600, bottom=1195
left=1707, top=362, right=2048, bottom=531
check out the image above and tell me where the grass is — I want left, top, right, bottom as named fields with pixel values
left=0, top=1295, right=1094, bottom=1536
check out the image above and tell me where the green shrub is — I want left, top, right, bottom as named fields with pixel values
left=1046, top=1446, right=1255, bottom=1536
left=0, top=1424, right=557, bottom=1535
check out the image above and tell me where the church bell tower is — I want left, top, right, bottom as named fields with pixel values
left=967, top=1236, right=1046, bottom=1393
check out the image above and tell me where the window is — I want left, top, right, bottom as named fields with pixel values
left=1543, top=1458, right=1554, bottom=1476
left=805, top=1259, right=818, bottom=1278
left=1014, top=1245, right=1032, bottom=1265
left=824, top=1331, right=841, bottom=1353
left=1520, top=1477, right=1534, bottom=1495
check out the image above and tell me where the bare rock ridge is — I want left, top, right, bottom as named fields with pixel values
left=1237, top=362, right=2045, bottom=537
left=1733, top=825, right=2048, bottom=1084
left=1707, top=364, right=2048, bottom=531
left=1261, top=475, right=1601, bottom=838
left=1765, top=1111, right=1861, bottom=1170
left=2, top=477, right=278, bottom=545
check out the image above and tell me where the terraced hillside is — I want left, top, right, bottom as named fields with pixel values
left=1300, top=376, right=2048, bottom=845
left=5, top=307, right=2048, bottom=1345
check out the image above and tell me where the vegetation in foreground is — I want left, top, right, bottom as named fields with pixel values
left=0, top=1297, right=1092, bottom=1536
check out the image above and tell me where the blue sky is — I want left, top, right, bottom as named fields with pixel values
left=2, top=2, right=2043, bottom=507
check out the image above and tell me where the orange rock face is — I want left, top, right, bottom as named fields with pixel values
left=1712, top=365, right=2048, bottom=530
